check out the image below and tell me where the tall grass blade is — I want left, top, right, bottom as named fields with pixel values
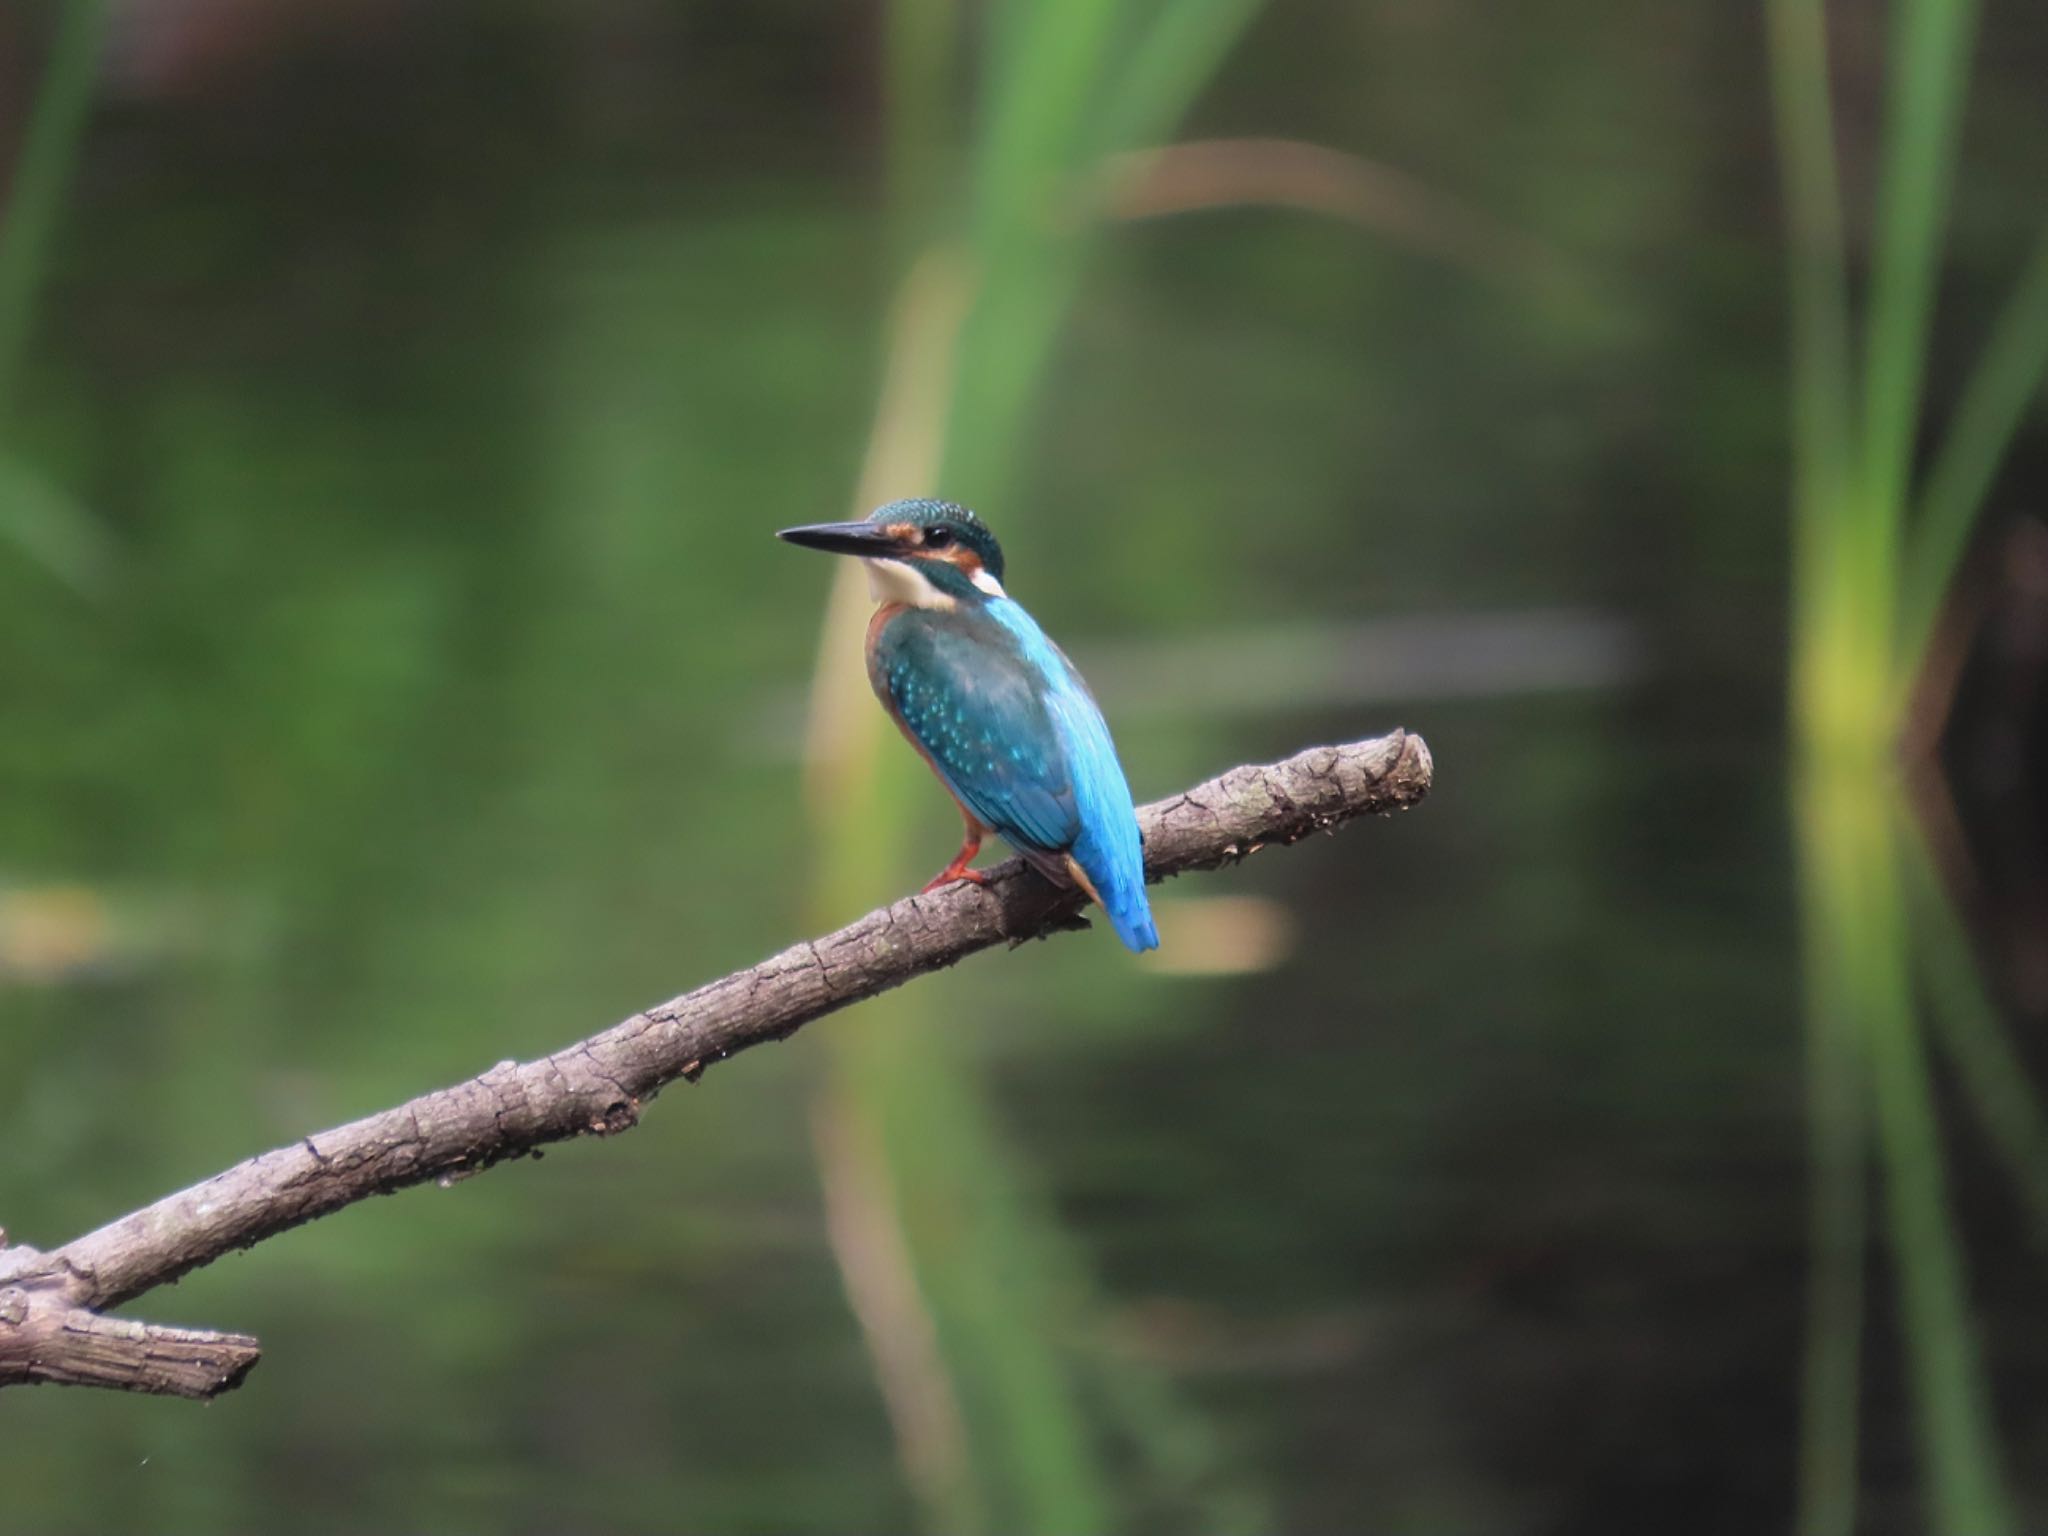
left=1091, top=0, right=1266, bottom=162
left=1870, top=1015, right=2016, bottom=1536
left=1860, top=815, right=2014, bottom=1534
left=1898, top=234, right=2048, bottom=674
left=0, top=0, right=111, bottom=412
left=1795, top=775, right=2014, bottom=1534
left=0, top=0, right=113, bottom=589
left=1765, top=0, right=1875, bottom=759
left=972, top=0, right=1124, bottom=243
left=1904, top=837, right=2048, bottom=1243
left=813, top=1088, right=986, bottom=1535
left=1770, top=1, right=2019, bottom=1527
left=1859, top=0, right=1981, bottom=628
left=1764, top=0, right=1854, bottom=569
left=836, top=1029, right=1113, bottom=1535
left=946, top=0, right=1263, bottom=500
left=814, top=2, right=1268, bottom=1523
left=1770, top=4, right=1873, bottom=1510
left=1798, top=1013, right=1866, bottom=1536
left=1793, top=769, right=1871, bottom=1536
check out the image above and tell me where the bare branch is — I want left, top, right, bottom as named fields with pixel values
left=0, top=1282, right=258, bottom=1397
left=0, top=730, right=1431, bottom=1400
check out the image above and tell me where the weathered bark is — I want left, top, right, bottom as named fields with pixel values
left=0, top=730, right=1431, bottom=1400
left=0, top=1264, right=258, bottom=1397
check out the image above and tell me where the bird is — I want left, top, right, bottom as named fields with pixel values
left=778, top=499, right=1159, bottom=953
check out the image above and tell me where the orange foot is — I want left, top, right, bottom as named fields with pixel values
left=921, top=818, right=989, bottom=893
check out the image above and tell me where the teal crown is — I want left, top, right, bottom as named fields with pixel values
left=870, top=499, right=1006, bottom=584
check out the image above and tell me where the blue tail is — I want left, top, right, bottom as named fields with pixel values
left=970, top=597, right=1159, bottom=954
left=1074, top=830, right=1158, bottom=953
left=1106, top=885, right=1160, bottom=953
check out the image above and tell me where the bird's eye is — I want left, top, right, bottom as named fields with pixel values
left=923, top=526, right=954, bottom=549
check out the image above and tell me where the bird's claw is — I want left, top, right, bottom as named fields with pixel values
left=921, top=866, right=991, bottom=894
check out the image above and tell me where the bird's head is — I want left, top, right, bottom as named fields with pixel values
left=777, top=499, right=1006, bottom=610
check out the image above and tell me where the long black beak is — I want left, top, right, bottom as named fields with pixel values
left=776, top=520, right=902, bottom=557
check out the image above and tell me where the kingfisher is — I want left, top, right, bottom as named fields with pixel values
left=778, top=499, right=1159, bottom=953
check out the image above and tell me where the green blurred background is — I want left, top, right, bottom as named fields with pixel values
left=3, top=1, right=2047, bottom=1531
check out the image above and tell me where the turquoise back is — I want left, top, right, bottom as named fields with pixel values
left=870, top=598, right=1158, bottom=952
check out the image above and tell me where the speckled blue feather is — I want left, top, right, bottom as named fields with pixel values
left=870, top=596, right=1159, bottom=952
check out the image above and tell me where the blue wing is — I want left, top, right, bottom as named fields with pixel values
left=872, top=600, right=1158, bottom=952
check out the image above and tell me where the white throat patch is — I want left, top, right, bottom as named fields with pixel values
left=864, top=557, right=955, bottom=611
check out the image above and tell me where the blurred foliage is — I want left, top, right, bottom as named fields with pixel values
left=0, top=0, right=110, bottom=590
left=1769, top=0, right=2047, bottom=1530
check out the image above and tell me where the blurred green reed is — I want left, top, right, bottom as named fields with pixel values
left=802, top=3, right=1266, bottom=1531
left=1775, top=0, right=2048, bottom=735
left=0, top=0, right=112, bottom=593
left=1909, top=843, right=2048, bottom=1245
left=1768, top=0, right=2047, bottom=1530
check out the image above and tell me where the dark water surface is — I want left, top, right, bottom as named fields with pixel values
left=4, top=5, right=2047, bottom=1532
